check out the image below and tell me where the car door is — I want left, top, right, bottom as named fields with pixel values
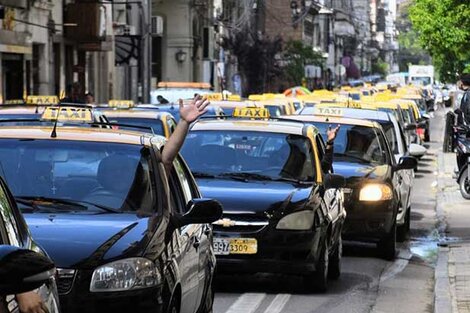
left=169, top=158, right=202, bottom=313
left=314, top=134, right=343, bottom=244
left=173, top=156, right=211, bottom=308
left=395, top=122, right=413, bottom=210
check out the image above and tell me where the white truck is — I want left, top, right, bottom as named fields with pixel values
left=408, top=65, right=434, bottom=86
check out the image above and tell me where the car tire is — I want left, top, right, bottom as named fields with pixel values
left=328, top=236, right=342, bottom=280
left=378, top=222, right=396, bottom=260
left=397, top=208, right=410, bottom=242
left=304, top=240, right=329, bottom=292
left=167, top=295, right=180, bottom=313
left=459, top=173, right=470, bottom=200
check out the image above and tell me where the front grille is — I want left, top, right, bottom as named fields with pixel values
left=213, top=224, right=267, bottom=233
left=57, top=269, right=76, bottom=295
left=213, top=214, right=269, bottom=233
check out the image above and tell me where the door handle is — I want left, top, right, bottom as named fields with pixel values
left=193, top=237, right=200, bottom=249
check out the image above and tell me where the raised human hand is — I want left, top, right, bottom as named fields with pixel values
left=179, top=95, right=210, bottom=123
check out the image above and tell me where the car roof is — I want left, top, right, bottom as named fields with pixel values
left=0, top=106, right=45, bottom=114
left=285, top=115, right=381, bottom=128
left=190, top=118, right=316, bottom=136
left=0, top=126, right=165, bottom=147
left=99, top=109, right=173, bottom=120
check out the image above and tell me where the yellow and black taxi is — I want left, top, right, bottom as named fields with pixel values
left=180, top=107, right=346, bottom=291
left=0, top=121, right=222, bottom=313
left=96, top=100, right=177, bottom=137
left=0, top=95, right=60, bottom=121
left=0, top=174, right=60, bottom=313
left=0, top=97, right=110, bottom=128
left=291, top=106, right=417, bottom=258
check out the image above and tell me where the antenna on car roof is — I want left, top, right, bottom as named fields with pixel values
left=50, top=106, right=62, bottom=138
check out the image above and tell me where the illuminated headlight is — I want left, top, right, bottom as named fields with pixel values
left=90, top=258, right=161, bottom=292
left=359, top=184, right=393, bottom=201
left=276, top=210, right=314, bottom=230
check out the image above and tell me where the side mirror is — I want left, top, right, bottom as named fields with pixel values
left=324, top=173, right=346, bottom=189
left=176, top=198, right=223, bottom=227
left=394, top=156, right=417, bottom=171
left=404, top=123, right=417, bottom=131
left=0, top=245, right=56, bottom=295
left=408, top=143, right=427, bottom=157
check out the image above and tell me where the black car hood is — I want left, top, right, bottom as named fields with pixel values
left=197, top=178, right=312, bottom=218
left=333, top=161, right=392, bottom=186
left=25, top=213, right=155, bottom=269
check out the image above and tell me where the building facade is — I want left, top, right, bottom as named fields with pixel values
left=151, top=0, right=216, bottom=89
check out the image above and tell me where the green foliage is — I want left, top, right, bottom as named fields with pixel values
left=409, top=0, right=470, bottom=81
left=282, top=40, right=324, bottom=86
left=371, top=58, right=389, bottom=76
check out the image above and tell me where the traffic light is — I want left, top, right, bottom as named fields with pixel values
left=0, top=6, right=5, bottom=19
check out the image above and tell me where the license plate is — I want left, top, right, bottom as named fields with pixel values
left=213, top=238, right=257, bottom=255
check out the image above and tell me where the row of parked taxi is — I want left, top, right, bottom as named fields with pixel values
left=0, top=85, right=430, bottom=313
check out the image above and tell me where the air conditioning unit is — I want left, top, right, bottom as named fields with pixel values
left=151, top=16, right=163, bottom=36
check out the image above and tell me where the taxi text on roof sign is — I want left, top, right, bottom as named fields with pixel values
left=41, top=106, right=93, bottom=122
left=4, top=99, right=24, bottom=105
left=108, top=99, right=134, bottom=108
left=26, top=95, right=60, bottom=105
left=313, top=107, right=344, bottom=117
left=233, top=107, right=270, bottom=119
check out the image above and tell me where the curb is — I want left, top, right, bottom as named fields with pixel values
left=435, top=246, right=452, bottom=313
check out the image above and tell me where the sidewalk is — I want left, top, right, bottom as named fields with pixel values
left=435, top=151, right=470, bottom=313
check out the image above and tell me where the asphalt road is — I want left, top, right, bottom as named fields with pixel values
left=213, top=110, right=446, bottom=313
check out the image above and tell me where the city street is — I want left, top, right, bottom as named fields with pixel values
left=213, top=109, right=448, bottom=313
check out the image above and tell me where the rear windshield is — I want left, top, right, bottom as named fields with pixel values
left=107, top=117, right=165, bottom=136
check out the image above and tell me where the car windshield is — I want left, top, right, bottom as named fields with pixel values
left=181, top=130, right=316, bottom=181
left=313, top=122, right=387, bottom=165
left=0, top=140, right=157, bottom=213
left=107, top=117, right=165, bottom=135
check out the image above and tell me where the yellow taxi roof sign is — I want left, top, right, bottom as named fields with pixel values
left=41, top=106, right=93, bottom=122
left=313, top=106, right=344, bottom=117
left=233, top=107, right=270, bottom=119
left=4, top=99, right=25, bottom=105
left=26, top=95, right=59, bottom=105
left=108, top=100, right=134, bottom=108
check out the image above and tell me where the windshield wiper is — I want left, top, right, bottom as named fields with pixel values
left=191, top=171, right=216, bottom=178
left=218, top=172, right=273, bottom=181
left=15, top=196, right=120, bottom=214
left=273, top=177, right=311, bottom=185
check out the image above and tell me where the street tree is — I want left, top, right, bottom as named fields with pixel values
left=282, top=40, right=324, bottom=86
left=221, top=27, right=283, bottom=96
left=409, top=0, right=470, bottom=81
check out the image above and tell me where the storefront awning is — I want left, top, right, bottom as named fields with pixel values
left=0, top=44, right=31, bottom=54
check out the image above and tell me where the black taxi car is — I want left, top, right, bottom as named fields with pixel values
left=0, top=115, right=222, bottom=313
left=180, top=107, right=346, bottom=291
left=0, top=174, right=60, bottom=313
left=96, top=100, right=178, bottom=137
left=289, top=106, right=417, bottom=259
